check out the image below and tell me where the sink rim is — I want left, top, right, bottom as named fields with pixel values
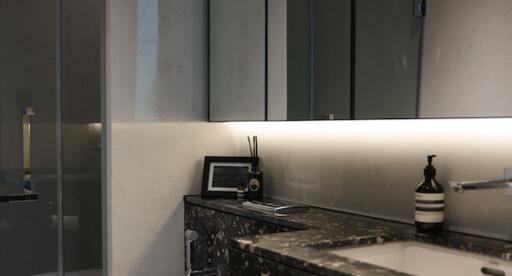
left=327, top=239, right=512, bottom=276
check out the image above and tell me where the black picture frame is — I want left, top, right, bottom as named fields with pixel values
left=201, top=156, right=258, bottom=198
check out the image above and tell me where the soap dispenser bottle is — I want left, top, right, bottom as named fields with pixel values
left=415, top=155, right=444, bottom=233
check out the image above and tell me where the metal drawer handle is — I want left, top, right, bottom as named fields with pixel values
left=185, top=230, right=199, bottom=276
left=481, top=266, right=505, bottom=276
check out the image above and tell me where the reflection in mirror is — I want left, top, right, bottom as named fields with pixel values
left=268, top=0, right=423, bottom=120
left=268, top=0, right=352, bottom=121
left=209, top=0, right=266, bottom=121
left=355, top=0, right=423, bottom=119
left=210, top=0, right=512, bottom=121
left=419, top=0, right=512, bottom=118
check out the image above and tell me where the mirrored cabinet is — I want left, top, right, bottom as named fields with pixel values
left=209, top=0, right=512, bottom=121
left=209, top=0, right=266, bottom=121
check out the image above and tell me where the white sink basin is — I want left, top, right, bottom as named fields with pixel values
left=329, top=241, right=512, bottom=276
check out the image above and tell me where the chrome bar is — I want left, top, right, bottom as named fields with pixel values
left=449, top=180, right=512, bottom=192
left=449, top=168, right=512, bottom=196
left=22, top=107, right=35, bottom=192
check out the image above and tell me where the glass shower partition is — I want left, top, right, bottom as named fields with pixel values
left=0, top=0, right=103, bottom=275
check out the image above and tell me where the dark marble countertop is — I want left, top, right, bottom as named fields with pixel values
left=184, top=195, right=512, bottom=276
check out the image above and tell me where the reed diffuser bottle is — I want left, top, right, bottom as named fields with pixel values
left=247, top=136, right=263, bottom=200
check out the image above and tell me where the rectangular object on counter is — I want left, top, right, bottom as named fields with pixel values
left=201, top=156, right=258, bottom=198
left=242, top=201, right=308, bottom=216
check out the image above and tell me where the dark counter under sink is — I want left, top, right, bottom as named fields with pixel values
left=184, top=196, right=512, bottom=275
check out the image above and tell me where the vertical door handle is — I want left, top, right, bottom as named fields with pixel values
left=22, top=107, right=35, bottom=192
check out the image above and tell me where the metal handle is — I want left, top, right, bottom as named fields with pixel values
left=481, top=266, right=505, bottom=276
left=185, top=230, right=199, bottom=276
left=450, top=180, right=512, bottom=192
left=22, top=107, right=35, bottom=192
left=449, top=168, right=512, bottom=196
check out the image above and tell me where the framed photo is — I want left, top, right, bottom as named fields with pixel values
left=201, top=156, right=257, bottom=198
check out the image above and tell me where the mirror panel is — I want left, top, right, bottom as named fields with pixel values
left=209, top=0, right=512, bottom=121
left=285, top=0, right=314, bottom=120
left=311, top=0, right=352, bottom=121
left=266, top=0, right=288, bottom=120
left=209, top=0, right=266, bottom=121
left=268, top=0, right=352, bottom=121
left=355, top=0, right=422, bottom=119
left=419, top=0, right=512, bottom=118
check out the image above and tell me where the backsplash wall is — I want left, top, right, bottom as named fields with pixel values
left=232, top=119, right=512, bottom=241
left=231, top=0, right=512, bottom=241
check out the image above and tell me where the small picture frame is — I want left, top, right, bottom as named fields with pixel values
left=201, top=156, right=257, bottom=198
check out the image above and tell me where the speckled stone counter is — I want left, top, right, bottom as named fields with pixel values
left=184, top=195, right=512, bottom=276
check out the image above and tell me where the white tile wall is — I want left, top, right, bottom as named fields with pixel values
left=106, top=0, right=238, bottom=275
left=109, top=123, right=236, bottom=275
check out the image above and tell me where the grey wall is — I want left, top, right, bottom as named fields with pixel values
left=234, top=119, right=512, bottom=240
left=106, top=0, right=238, bottom=275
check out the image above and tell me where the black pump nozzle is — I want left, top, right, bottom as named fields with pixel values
left=424, top=155, right=437, bottom=179
left=427, top=155, right=436, bottom=166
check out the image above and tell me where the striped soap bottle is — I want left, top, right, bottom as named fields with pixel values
left=415, top=155, right=444, bottom=233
